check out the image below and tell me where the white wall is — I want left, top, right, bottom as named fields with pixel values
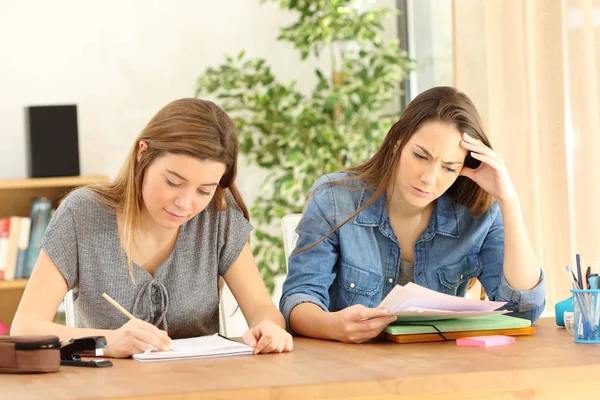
left=0, top=0, right=329, bottom=183
left=0, top=0, right=398, bottom=336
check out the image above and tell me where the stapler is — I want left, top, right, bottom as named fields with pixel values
left=60, top=336, right=113, bottom=368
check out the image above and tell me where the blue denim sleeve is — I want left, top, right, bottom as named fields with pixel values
left=477, top=203, right=546, bottom=323
left=279, top=176, right=340, bottom=333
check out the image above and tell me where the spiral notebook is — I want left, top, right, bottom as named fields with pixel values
left=133, top=334, right=254, bottom=362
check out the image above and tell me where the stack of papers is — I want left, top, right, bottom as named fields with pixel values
left=379, top=283, right=507, bottom=322
left=133, top=334, right=254, bottom=363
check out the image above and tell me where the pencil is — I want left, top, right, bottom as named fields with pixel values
left=102, top=292, right=172, bottom=351
left=102, top=292, right=135, bottom=320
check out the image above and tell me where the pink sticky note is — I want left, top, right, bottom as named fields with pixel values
left=0, top=321, right=9, bottom=335
left=456, top=335, right=516, bottom=347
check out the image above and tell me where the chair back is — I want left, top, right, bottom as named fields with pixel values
left=280, top=214, right=302, bottom=271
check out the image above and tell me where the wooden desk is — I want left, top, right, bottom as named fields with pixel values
left=2, top=318, right=599, bottom=399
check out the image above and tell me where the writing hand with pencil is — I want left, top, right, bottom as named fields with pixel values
left=243, top=321, right=293, bottom=354
left=102, top=293, right=172, bottom=358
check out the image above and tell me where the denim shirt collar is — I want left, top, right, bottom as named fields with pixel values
left=353, top=187, right=460, bottom=241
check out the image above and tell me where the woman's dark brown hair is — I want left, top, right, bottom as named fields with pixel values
left=294, top=86, right=494, bottom=255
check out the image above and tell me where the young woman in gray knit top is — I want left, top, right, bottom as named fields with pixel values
left=12, top=99, right=293, bottom=357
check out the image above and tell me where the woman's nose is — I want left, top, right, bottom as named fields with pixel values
left=173, top=190, right=192, bottom=210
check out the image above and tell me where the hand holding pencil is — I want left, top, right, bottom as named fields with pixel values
left=102, top=292, right=172, bottom=358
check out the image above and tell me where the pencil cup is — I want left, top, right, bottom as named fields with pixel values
left=570, top=289, right=600, bottom=344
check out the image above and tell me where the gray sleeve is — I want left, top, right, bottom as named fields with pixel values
left=39, top=190, right=81, bottom=290
left=217, top=190, right=253, bottom=277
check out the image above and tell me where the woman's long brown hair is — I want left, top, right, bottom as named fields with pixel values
left=294, top=86, right=494, bottom=256
left=87, top=98, right=248, bottom=282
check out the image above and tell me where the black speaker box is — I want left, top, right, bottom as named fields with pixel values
left=25, top=105, right=80, bottom=178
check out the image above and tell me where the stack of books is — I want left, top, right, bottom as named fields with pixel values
left=382, top=314, right=534, bottom=344
left=378, top=283, right=534, bottom=344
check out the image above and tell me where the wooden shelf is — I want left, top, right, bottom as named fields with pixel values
left=0, top=175, right=109, bottom=326
left=0, top=175, right=109, bottom=218
left=0, top=280, right=28, bottom=328
left=0, top=175, right=108, bottom=190
left=0, top=279, right=28, bottom=291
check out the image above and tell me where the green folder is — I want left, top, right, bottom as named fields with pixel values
left=384, top=314, right=531, bottom=335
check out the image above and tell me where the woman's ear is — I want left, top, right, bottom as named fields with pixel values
left=137, top=141, right=149, bottom=162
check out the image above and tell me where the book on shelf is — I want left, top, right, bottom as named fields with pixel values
left=14, top=217, right=32, bottom=281
left=4, top=216, right=22, bottom=281
left=22, top=197, right=53, bottom=279
left=0, top=217, right=33, bottom=281
left=0, top=218, right=9, bottom=280
left=0, top=197, right=52, bottom=281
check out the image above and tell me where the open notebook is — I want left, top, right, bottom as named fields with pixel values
left=133, top=334, right=254, bottom=363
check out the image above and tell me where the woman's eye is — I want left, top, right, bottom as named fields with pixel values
left=166, top=179, right=181, bottom=187
left=413, top=152, right=427, bottom=160
left=445, top=167, right=457, bottom=173
left=198, top=189, right=211, bottom=196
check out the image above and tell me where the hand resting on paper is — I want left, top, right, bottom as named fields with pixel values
left=105, top=319, right=172, bottom=358
left=243, top=321, right=293, bottom=354
left=332, top=304, right=398, bottom=344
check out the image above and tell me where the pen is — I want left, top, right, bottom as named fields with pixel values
left=566, top=266, right=578, bottom=291
left=570, top=269, right=580, bottom=289
left=566, top=266, right=594, bottom=339
left=576, top=254, right=584, bottom=291
left=586, top=266, right=592, bottom=289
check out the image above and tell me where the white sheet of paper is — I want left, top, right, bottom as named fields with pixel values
left=378, top=282, right=506, bottom=319
left=133, top=334, right=253, bottom=363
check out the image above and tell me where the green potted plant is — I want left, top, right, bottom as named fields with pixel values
left=196, top=0, right=412, bottom=292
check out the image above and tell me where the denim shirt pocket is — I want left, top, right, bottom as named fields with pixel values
left=436, top=256, right=482, bottom=297
left=334, top=261, right=382, bottom=310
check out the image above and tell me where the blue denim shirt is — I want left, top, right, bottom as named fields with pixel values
left=280, top=173, right=546, bottom=332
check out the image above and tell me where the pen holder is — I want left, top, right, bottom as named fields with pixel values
left=570, top=289, right=600, bottom=344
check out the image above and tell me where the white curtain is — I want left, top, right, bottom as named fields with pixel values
left=453, top=0, right=600, bottom=311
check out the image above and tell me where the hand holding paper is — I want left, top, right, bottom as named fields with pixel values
left=331, top=304, right=398, bottom=344
left=379, top=283, right=507, bottom=322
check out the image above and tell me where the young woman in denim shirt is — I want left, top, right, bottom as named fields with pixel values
left=280, top=86, right=545, bottom=343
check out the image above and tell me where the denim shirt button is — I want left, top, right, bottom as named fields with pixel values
left=388, top=278, right=393, bottom=283
left=350, top=282, right=355, bottom=288
left=460, top=274, right=464, bottom=279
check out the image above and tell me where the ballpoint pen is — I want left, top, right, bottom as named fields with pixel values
left=567, top=266, right=594, bottom=340
left=576, top=254, right=584, bottom=291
